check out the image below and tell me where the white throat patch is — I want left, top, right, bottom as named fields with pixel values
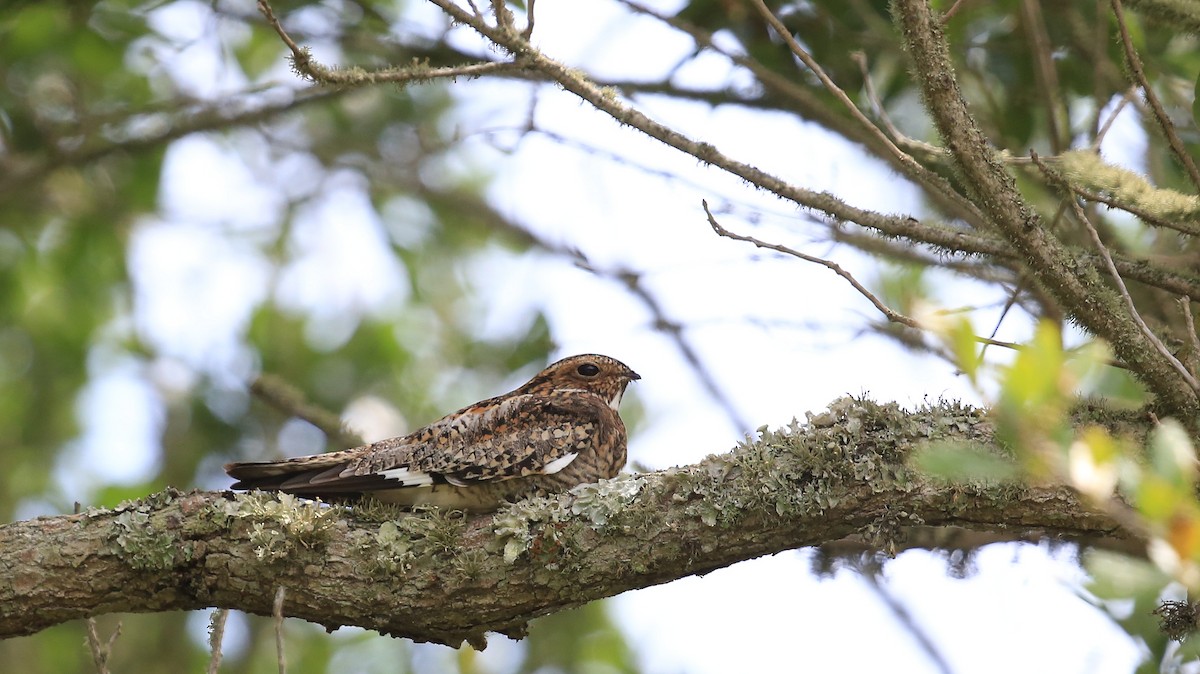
left=609, top=389, right=624, bottom=410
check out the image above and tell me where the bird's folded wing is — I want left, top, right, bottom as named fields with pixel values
left=226, top=392, right=616, bottom=495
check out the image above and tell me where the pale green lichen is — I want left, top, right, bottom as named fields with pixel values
left=492, top=475, right=646, bottom=564
left=492, top=495, right=571, bottom=564
left=371, top=521, right=416, bottom=574
left=111, top=509, right=179, bottom=571
left=395, top=506, right=467, bottom=555
left=569, top=475, right=644, bottom=526
left=1056, top=150, right=1200, bottom=222
left=861, top=507, right=928, bottom=555
left=364, top=507, right=469, bottom=575
left=666, top=396, right=989, bottom=528
left=452, top=548, right=488, bottom=580
left=225, top=492, right=340, bottom=561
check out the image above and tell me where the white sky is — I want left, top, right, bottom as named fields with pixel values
left=50, top=0, right=1163, bottom=671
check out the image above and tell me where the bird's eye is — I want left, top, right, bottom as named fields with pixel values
left=576, top=363, right=601, bottom=377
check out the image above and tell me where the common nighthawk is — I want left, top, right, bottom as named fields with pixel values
left=225, top=354, right=640, bottom=511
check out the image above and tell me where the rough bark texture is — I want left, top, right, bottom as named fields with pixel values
left=0, top=398, right=1131, bottom=647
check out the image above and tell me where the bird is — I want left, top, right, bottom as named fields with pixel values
left=225, top=354, right=640, bottom=512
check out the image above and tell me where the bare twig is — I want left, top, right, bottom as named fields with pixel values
left=207, top=609, right=229, bottom=674
left=250, top=374, right=366, bottom=449
left=851, top=52, right=945, bottom=161
left=257, top=0, right=527, bottom=85
left=977, top=282, right=1024, bottom=363
left=1110, top=0, right=1200, bottom=192
left=84, top=619, right=121, bottom=674
left=491, top=0, right=516, bottom=31
left=863, top=573, right=957, bottom=674
left=1032, top=152, right=1200, bottom=392
left=614, top=0, right=985, bottom=227
left=0, top=88, right=341, bottom=198
left=522, top=0, right=536, bottom=38
left=579, top=261, right=753, bottom=434
left=1092, top=88, right=1137, bottom=150
left=941, top=0, right=971, bottom=23
left=1180, top=297, right=1200, bottom=378
left=274, top=587, right=288, bottom=674
left=704, top=200, right=921, bottom=330
left=1019, top=0, right=1067, bottom=153
left=746, top=0, right=982, bottom=224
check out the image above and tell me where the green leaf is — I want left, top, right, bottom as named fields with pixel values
left=912, top=442, right=1020, bottom=482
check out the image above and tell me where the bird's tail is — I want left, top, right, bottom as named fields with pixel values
left=224, top=449, right=358, bottom=490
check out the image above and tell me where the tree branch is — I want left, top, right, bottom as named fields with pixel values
left=891, top=0, right=1200, bottom=422
left=1111, top=0, right=1200, bottom=193
left=0, top=399, right=1133, bottom=646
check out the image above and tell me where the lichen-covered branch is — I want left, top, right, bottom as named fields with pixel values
left=0, top=399, right=1131, bottom=647
left=891, top=0, right=1200, bottom=422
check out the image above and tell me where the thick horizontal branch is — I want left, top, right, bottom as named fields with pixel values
left=0, top=399, right=1130, bottom=647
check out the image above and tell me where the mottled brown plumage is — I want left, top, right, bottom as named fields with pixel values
left=225, top=354, right=640, bottom=511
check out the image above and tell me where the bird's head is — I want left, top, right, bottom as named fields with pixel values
left=520, top=354, right=641, bottom=409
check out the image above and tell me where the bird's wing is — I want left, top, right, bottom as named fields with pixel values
left=226, top=392, right=617, bottom=495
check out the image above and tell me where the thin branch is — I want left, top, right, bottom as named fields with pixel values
left=207, top=609, right=229, bottom=674
left=1032, top=152, right=1200, bottom=392
left=704, top=201, right=921, bottom=330
left=614, top=0, right=986, bottom=227
left=84, top=619, right=120, bottom=674
left=1018, top=0, right=1068, bottom=153
left=274, top=587, right=288, bottom=674
left=0, top=89, right=341, bottom=199
left=1071, top=182, right=1200, bottom=237
left=1110, top=0, right=1200, bottom=192
left=491, top=0, right=515, bottom=30
left=521, top=0, right=536, bottom=38
left=851, top=51, right=946, bottom=162
left=828, top=224, right=1019, bottom=285
left=941, top=0, right=971, bottom=23
left=863, top=573, right=956, bottom=674
left=1179, top=297, right=1200, bottom=378
left=257, top=0, right=528, bottom=85
left=250, top=374, right=366, bottom=449
left=1031, top=153, right=1200, bottom=236
left=1092, top=88, right=1137, bottom=150
left=410, top=182, right=752, bottom=433
left=977, top=281, right=1024, bottom=364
